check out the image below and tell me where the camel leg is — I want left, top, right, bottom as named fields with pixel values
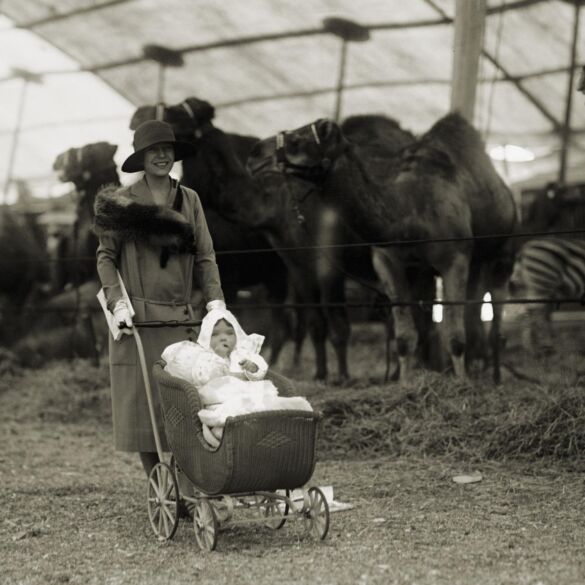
left=291, top=278, right=328, bottom=380
left=264, top=276, right=291, bottom=366
left=485, top=273, right=509, bottom=383
left=316, top=206, right=350, bottom=381
left=291, top=304, right=307, bottom=367
left=318, top=268, right=350, bottom=381
left=323, top=302, right=350, bottom=382
left=307, top=307, right=328, bottom=380
left=441, top=252, right=470, bottom=378
left=464, top=258, right=487, bottom=373
left=372, top=248, right=417, bottom=380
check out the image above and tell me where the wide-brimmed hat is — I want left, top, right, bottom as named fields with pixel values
left=121, top=120, right=195, bottom=173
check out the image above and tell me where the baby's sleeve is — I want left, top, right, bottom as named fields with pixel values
left=243, top=353, right=268, bottom=381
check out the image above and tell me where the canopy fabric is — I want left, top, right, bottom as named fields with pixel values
left=0, top=0, right=584, bottom=202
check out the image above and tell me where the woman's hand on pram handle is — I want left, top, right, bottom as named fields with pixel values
left=113, top=299, right=134, bottom=335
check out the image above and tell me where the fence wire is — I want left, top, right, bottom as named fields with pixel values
left=2, top=226, right=585, bottom=265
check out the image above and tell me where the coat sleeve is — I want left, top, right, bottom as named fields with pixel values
left=96, top=233, right=123, bottom=311
left=190, top=190, right=225, bottom=304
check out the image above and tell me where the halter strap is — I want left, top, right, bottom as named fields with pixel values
left=310, top=123, right=321, bottom=145
left=181, top=100, right=195, bottom=119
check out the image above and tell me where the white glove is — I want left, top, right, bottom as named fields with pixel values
left=113, top=299, right=133, bottom=335
left=206, top=299, right=226, bottom=312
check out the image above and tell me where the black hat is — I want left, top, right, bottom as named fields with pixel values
left=121, top=120, right=195, bottom=173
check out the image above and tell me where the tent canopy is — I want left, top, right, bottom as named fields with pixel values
left=0, top=0, right=583, bottom=202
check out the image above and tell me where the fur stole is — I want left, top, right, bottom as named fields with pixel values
left=93, top=186, right=196, bottom=263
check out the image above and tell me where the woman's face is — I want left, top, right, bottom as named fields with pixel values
left=210, top=319, right=236, bottom=357
left=143, top=143, right=175, bottom=177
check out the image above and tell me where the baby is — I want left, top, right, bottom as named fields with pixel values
left=162, top=309, right=312, bottom=447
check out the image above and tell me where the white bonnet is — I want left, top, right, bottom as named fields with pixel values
left=197, top=309, right=264, bottom=354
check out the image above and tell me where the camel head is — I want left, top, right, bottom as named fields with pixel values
left=247, top=118, right=349, bottom=181
left=53, top=142, right=118, bottom=185
left=130, top=98, right=216, bottom=142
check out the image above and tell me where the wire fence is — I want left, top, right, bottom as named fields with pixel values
left=3, top=224, right=585, bottom=315
left=2, top=226, right=585, bottom=265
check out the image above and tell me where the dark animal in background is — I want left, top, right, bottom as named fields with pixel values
left=12, top=280, right=107, bottom=367
left=510, top=237, right=585, bottom=354
left=0, top=207, right=50, bottom=345
left=51, top=142, right=120, bottom=292
left=130, top=101, right=297, bottom=368
left=5, top=142, right=120, bottom=363
left=248, top=114, right=517, bottom=380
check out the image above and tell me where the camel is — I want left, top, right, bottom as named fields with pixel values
left=0, top=207, right=51, bottom=345
left=247, top=114, right=517, bottom=379
left=130, top=102, right=295, bottom=367
left=129, top=99, right=425, bottom=381
left=52, top=142, right=120, bottom=292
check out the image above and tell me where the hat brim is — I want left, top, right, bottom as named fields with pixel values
left=121, top=141, right=196, bottom=173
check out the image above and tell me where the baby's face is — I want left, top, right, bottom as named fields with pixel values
left=210, top=319, right=236, bottom=357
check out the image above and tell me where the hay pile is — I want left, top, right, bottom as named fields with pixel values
left=310, top=371, right=585, bottom=465
left=3, top=359, right=111, bottom=424
left=5, top=357, right=585, bottom=466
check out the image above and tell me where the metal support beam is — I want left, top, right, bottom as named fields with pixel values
left=2, top=69, right=42, bottom=202
left=558, top=1, right=581, bottom=185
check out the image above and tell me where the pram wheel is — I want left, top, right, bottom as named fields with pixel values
left=193, top=499, right=218, bottom=551
left=304, top=487, right=330, bottom=540
left=262, top=491, right=290, bottom=529
left=147, top=462, right=180, bottom=541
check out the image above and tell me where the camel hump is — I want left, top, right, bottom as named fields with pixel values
left=341, top=114, right=414, bottom=154
left=400, top=141, right=457, bottom=178
left=341, top=114, right=402, bottom=134
left=425, top=112, right=486, bottom=155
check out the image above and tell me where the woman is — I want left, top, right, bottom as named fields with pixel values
left=94, top=119, right=225, bottom=477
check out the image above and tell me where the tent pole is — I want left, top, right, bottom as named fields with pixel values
left=333, top=39, right=348, bottom=122
left=3, top=78, right=29, bottom=202
left=157, top=64, right=166, bottom=104
left=558, top=1, right=581, bottom=186
left=450, top=0, right=487, bottom=122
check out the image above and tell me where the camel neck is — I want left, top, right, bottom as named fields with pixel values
left=324, top=149, right=400, bottom=241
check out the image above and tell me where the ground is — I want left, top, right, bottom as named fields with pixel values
left=2, top=322, right=585, bottom=584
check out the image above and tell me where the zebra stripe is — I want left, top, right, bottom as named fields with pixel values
left=515, top=238, right=585, bottom=299
left=512, top=237, right=585, bottom=353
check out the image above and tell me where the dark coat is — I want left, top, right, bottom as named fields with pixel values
left=95, top=176, right=224, bottom=451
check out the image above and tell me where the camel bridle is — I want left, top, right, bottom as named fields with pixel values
left=180, top=100, right=214, bottom=140
left=274, top=124, right=333, bottom=181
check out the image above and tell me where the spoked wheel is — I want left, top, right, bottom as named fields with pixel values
left=263, top=491, right=290, bottom=530
left=193, top=499, right=218, bottom=551
left=147, top=462, right=180, bottom=541
left=304, top=486, right=330, bottom=540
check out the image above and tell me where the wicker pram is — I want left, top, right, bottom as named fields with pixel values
left=103, top=298, right=329, bottom=549
left=152, top=361, right=321, bottom=495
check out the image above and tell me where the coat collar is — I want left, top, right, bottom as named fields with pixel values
left=128, top=175, right=178, bottom=206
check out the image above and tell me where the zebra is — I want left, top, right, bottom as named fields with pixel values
left=510, top=237, right=585, bottom=354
